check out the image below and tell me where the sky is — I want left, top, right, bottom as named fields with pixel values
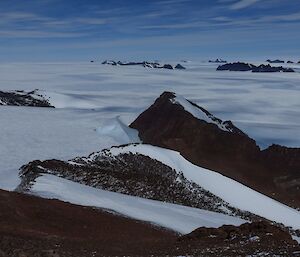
left=1, top=0, right=300, bottom=61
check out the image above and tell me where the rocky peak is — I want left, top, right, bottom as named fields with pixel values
left=130, top=91, right=260, bottom=174
left=135, top=91, right=250, bottom=139
left=130, top=92, right=300, bottom=209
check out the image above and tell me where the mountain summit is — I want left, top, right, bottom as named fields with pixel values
left=130, top=92, right=300, bottom=208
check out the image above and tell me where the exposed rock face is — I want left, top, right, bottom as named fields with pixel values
left=102, top=60, right=185, bottom=70
left=209, top=59, right=227, bottom=63
left=130, top=92, right=300, bottom=208
left=261, top=145, right=300, bottom=201
left=287, top=61, right=294, bottom=64
left=267, top=59, right=285, bottom=63
left=177, top=221, right=299, bottom=256
left=175, top=64, right=186, bottom=69
left=102, top=60, right=117, bottom=65
left=216, top=62, right=254, bottom=71
left=217, top=62, right=295, bottom=72
left=252, top=64, right=295, bottom=73
left=163, top=64, right=174, bottom=70
left=18, top=151, right=255, bottom=220
left=0, top=90, right=53, bottom=107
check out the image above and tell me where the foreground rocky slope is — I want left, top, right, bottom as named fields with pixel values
left=178, top=221, right=300, bottom=256
left=0, top=90, right=53, bottom=107
left=130, top=92, right=300, bottom=209
left=0, top=189, right=176, bottom=257
left=1, top=189, right=299, bottom=257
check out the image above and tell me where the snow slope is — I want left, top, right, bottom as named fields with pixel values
left=31, top=174, right=246, bottom=234
left=1, top=62, right=299, bottom=147
left=0, top=107, right=118, bottom=190
left=96, top=117, right=141, bottom=144
left=170, top=94, right=233, bottom=132
left=0, top=61, right=299, bottom=191
left=98, top=144, right=300, bottom=231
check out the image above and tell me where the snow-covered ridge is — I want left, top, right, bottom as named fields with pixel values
left=100, top=144, right=300, bottom=230
left=30, top=174, right=246, bottom=234
left=19, top=149, right=255, bottom=218
left=170, top=94, right=235, bottom=132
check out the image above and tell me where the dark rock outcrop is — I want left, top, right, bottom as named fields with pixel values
left=102, top=60, right=185, bottom=70
left=175, top=64, right=186, bottom=69
left=209, top=59, right=227, bottom=63
left=267, top=59, right=285, bottom=63
left=216, top=62, right=255, bottom=71
left=130, top=92, right=300, bottom=209
left=162, top=64, right=174, bottom=70
left=0, top=90, right=54, bottom=107
left=177, top=221, right=299, bottom=256
left=287, top=61, right=294, bottom=64
left=217, top=62, right=295, bottom=73
left=252, top=64, right=295, bottom=73
left=102, top=60, right=117, bottom=65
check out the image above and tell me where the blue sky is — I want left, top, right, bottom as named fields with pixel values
left=1, top=0, right=300, bottom=61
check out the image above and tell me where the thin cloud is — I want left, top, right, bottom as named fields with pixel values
left=0, top=29, right=85, bottom=38
left=155, top=0, right=191, bottom=5
left=230, top=0, right=261, bottom=10
left=260, top=12, right=300, bottom=22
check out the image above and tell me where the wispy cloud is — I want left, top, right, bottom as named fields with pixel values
left=0, top=29, right=85, bottom=38
left=0, top=0, right=299, bottom=60
left=230, top=0, right=261, bottom=10
left=155, top=0, right=191, bottom=5
left=0, top=10, right=110, bottom=38
left=260, top=11, right=300, bottom=22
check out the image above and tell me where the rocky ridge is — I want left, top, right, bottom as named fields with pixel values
left=209, top=58, right=227, bottom=63
left=266, top=59, right=285, bottom=63
left=0, top=90, right=53, bottom=107
left=18, top=150, right=256, bottom=220
left=217, top=62, right=295, bottom=72
left=102, top=60, right=186, bottom=70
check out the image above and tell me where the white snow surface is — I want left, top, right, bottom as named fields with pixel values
left=96, top=116, right=140, bottom=144
left=292, top=236, right=300, bottom=244
left=0, top=61, right=299, bottom=190
left=170, top=94, right=233, bottom=132
left=31, top=174, right=246, bottom=234
left=100, top=144, right=300, bottom=231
